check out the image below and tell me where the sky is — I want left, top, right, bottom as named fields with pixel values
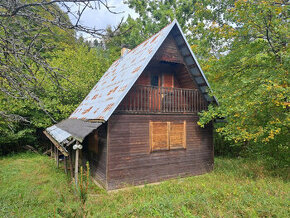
left=67, top=0, right=138, bottom=40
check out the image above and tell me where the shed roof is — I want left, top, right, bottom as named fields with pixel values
left=46, top=125, right=72, bottom=144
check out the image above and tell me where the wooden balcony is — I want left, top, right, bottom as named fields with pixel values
left=117, top=85, right=207, bottom=114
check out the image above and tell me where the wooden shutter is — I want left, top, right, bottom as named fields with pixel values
left=169, top=121, right=186, bottom=149
left=150, top=121, right=169, bottom=151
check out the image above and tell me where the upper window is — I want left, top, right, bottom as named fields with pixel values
left=149, top=121, right=186, bottom=152
left=151, top=74, right=159, bottom=87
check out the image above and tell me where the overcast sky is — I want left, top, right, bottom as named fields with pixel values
left=68, top=0, right=138, bottom=40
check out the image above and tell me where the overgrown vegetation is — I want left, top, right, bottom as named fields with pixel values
left=0, top=1, right=288, bottom=216
left=0, top=153, right=288, bottom=217
left=0, top=1, right=118, bottom=155
left=1, top=1, right=288, bottom=166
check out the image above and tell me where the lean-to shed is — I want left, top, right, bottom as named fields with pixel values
left=44, top=19, right=218, bottom=190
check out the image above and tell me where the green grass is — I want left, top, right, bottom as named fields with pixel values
left=0, top=153, right=289, bottom=217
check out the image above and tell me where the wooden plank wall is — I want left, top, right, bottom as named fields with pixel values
left=174, top=64, right=197, bottom=89
left=106, top=114, right=213, bottom=190
left=82, top=124, right=108, bottom=188
left=154, top=34, right=184, bottom=64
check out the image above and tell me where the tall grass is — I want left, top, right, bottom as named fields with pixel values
left=0, top=153, right=289, bottom=217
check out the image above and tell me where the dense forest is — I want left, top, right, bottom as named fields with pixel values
left=0, top=0, right=289, bottom=172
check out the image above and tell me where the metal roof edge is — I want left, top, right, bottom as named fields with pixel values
left=43, top=130, right=69, bottom=156
left=174, top=21, right=219, bottom=105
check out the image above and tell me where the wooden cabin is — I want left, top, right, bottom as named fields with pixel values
left=44, top=20, right=217, bottom=190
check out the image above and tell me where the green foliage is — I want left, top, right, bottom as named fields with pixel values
left=213, top=123, right=244, bottom=157
left=0, top=154, right=289, bottom=217
left=125, top=0, right=236, bottom=58
left=198, top=0, right=289, bottom=145
left=0, top=43, right=116, bottom=154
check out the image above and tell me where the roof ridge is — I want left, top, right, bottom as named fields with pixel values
left=104, top=20, right=176, bottom=71
left=124, top=20, right=176, bottom=57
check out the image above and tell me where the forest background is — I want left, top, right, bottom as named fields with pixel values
left=0, top=0, right=288, bottom=172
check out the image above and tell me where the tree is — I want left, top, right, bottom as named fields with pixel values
left=125, top=0, right=237, bottom=59
left=198, top=0, right=289, bottom=146
left=0, top=41, right=116, bottom=154
left=0, top=0, right=122, bottom=122
left=0, top=0, right=122, bottom=153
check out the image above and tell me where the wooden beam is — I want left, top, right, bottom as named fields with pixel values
left=64, top=156, right=68, bottom=175
left=56, top=149, right=59, bottom=168
left=187, top=64, right=197, bottom=69
left=66, top=139, right=76, bottom=147
left=54, top=146, right=56, bottom=161
left=197, top=82, right=207, bottom=87
left=69, top=150, right=74, bottom=179
left=177, top=43, right=186, bottom=48
left=183, top=53, right=191, bottom=58
left=43, top=131, right=69, bottom=156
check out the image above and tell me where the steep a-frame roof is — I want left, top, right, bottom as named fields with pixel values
left=69, top=19, right=217, bottom=122
left=45, top=19, right=217, bottom=146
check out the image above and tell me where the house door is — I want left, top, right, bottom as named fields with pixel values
left=150, top=73, right=162, bottom=111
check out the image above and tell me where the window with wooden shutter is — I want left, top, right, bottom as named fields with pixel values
left=170, top=121, right=186, bottom=149
left=150, top=121, right=186, bottom=152
left=150, top=122, right=169, bottom=151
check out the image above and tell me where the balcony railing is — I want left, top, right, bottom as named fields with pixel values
left=117, top=85, right=207, bottom=113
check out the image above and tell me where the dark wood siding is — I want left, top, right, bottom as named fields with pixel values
left=135, top=70, right=150, bottom=86
left=82, top=124, right=108, bottom=188
left=174, top=64, right=197, bottom=89
left=154, top=34, right=184, bottom=64
left=106, top=114, right=213, bottom=190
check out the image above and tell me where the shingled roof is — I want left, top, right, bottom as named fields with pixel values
left=45, top=19, right=217, bottom=145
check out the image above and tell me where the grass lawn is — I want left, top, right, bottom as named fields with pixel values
left=0, top=153, right=289, bottom=217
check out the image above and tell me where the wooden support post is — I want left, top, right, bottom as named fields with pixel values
left=64, top=156, right=68, bottom=175
left=50, top=144, right=53, bottom=158
left=69, top=151, right=74, bottom=179
left=74, top=149, right=79, bottom=186
left=56, top=149, right=59, bottom=168
left=54, top=146, right=57, bottom=161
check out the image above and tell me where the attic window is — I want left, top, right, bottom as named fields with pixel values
left=149, top=121, right=186, bottom=152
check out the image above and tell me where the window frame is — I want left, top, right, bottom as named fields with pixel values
left=150, top=73, right=162, bottom=87
left=149, top=120, right=186, bottom=152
